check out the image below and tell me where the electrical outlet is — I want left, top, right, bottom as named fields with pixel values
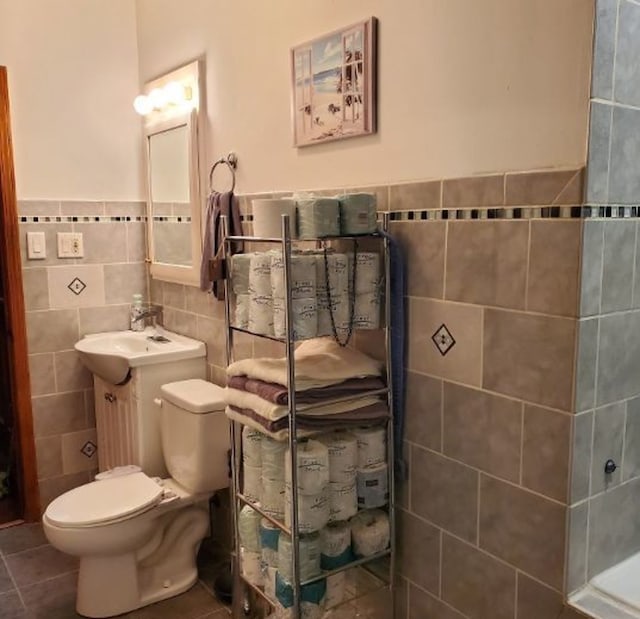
left=57, top=232, right=84, bottom=258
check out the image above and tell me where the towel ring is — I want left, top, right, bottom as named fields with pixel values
left=209, top=152, right=238, bottom=193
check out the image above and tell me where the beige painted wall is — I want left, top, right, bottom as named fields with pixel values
left=136, top=0, right=594, bottom=194
left=0, top=0, right=144, bottom=200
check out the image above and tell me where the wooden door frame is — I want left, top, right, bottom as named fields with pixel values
left=0, top=66, right=40, bottom=522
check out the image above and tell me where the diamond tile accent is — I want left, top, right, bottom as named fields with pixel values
left=80, top=441, right=97, bottom=458
left=67, top=277, right=86, bottom=295
left=432, top=324, right=456, bottom=356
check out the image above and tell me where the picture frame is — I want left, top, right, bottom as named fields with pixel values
left=290, top=17, right=377, bottom=147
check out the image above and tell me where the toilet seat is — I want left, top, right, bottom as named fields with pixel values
left=45, top=472, right=164, bottom=528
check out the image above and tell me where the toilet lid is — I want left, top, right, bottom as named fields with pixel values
left=45, top=472, right=164, bottom=528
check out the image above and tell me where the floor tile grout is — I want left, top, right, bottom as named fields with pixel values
left=1, top=553, right=27, bottom=609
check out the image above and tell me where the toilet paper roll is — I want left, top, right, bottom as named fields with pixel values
left=231, top=253, right=254, bottom=295
left=275, top=573, right=326, bottom=618
left=262, top=438, right=287, bottom=481
left=353, top=291, right=381, bottom=330
left=315, top=252, right=349, bottom=299
left=353, top=427, right=387, bottom=469
left=319, top=431, right=358, bottom=483
left=349, top=252, right=381, bottom=294
left=249, top=252, right=273, bottom=296
left=243, top=463, right=262, bottom=504
left=328, top=480, right=358, bottom=523
left=252, top=198, right=298, bottom=239
left=248, top=294, right=274, bottom=336
left=273, top=297, right=318, bottom=341
left=284, top=485, right=330, bottom=534
left=320, top=522, right=352, bottom=571
left=264, top=565, right=278, bottom=600
left=351, top=509, right=390, bottom=558
left=242, top=426, right=263, bottom=468
left=262, top=477, right=286, bottom=520
left=233, top=293, right=250, bottom=330
left=241, top=546, right=263, bottom=586
left=239, top=505, right=262, bottom=552
left=339, top=193, right=378, bottom=235
left=316, top=290, right=350, bottom=338
left=277, top=532, right=321, bottom=583
left=357, top=463, right=389, bottom=509
left=271, top=253, right=317, bottom=299
left=325, top=572, right=347, bottom=609
left=260, top=519, right=281, bottom=568
left=285, top=440, right=330, bottom=496
left=296, top=198, right=340, bottom=239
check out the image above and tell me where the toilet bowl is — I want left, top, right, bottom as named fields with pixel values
left=42, top=379, right=229, bottom=618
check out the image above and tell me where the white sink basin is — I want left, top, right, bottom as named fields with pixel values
left=75, top=328, right=206, bottom=385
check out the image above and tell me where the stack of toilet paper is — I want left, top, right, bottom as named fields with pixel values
left=262, top=437, right=287, bottom=521
left=248, top=252, right=275, bottom=336
left=242, top=426, right=263, bottom=503
left=319, top=431, right=358, bottom=523
left=349, top=252, right=382, bottom=330
left=239, top=505, right=263, bottom=586
left=260, top=519, right=281, bottom=599
left=353, top=427, right=388, bottom=509
left=231, top=254, right=254, bottom=329
left=315, top=252, right=350, bottom=337
left=320, top=522, right=352, bottom=608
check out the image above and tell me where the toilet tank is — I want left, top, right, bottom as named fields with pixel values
left=158, top=379, right=229, bottom=493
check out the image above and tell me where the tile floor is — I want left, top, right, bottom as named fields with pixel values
left=0, top=523, right=230, bottom=619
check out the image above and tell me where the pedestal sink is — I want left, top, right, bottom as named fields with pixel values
left=75, top=328, right=206, bottom=385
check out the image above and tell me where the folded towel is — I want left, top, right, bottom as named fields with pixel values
left=227, top=375, right=386, bottom=405
left=226, top=403, right=389, bottom=441
left=224, top=387, right=381, bottom=422
left=226, top=337, right=383, bottom=391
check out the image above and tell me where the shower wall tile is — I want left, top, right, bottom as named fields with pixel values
left=61, top=428, right=98, bottom=475
left=623, top=396, right=640, bottom=480
left=609, top=106, right=640, bottom=204
left=517, top=573, right=564, bottom=619
left=397, top=508, right=440, bottom=595
left=26, top=309, right=79, bottom=354
left=567, top=502, right=589, bottom=594
left=522, top=405, right=571, bottom=502
left=126, top=222, right=147, bottom=262
left=579, top=220, right=604, bottom=317
left=585, top=103, right=612, bottom=205
left=442, top=174, right=504, bottom=208
left=601, top=220, right=636, bottom=313
left=588, top=476, right=640, bottom=578
left=571, top=411, right=594, bottom=504
left=575, top=318, right=599, bottom=413
left=410, top=446, right=478, bottom=543
left=408, top=298, right=483, bottom=387
left=34, top=436, right=63, bottom=480
left=527, top=220, right=581, bottom=316
left=591, top=401, right=625, bottom=495
left=389, top=180, right=440, bottom=211
left=614, top=0, right=640, bottom=107
left=479, top=474, right=566, bottom=589
left=59, top=200, right=104, bottom=217
left=22, top=268, right=49, bottom=311
left=504, top=169, right=580, bottom=206
left=54, top=351, right=92, bottom=392
left=408, top=584, right=466, bottom=619
left=28, top=353, right=56, bottom=396
left=31, top=392, right=87, bottom=438
left=591, top=0, right=617, bottom=100
left=442, top=382, right=521, bottom=483
left=441, top=534, right=515, bottom=619
left=405, top=371, right=442, bottom=452
left=103, top=263, right=147, bottom=304
left=104, top=201, right=146, bottom=217
left=163, top=281, right=187, bottom=309
left=483, top=309, right=575, bottom=411
left=78, top=304, right=130, bottom=336
left=47, top=265, right=105, bottom=309
left=445, top=221, right=528, bottom=310
left=391, top=221, right=445, bottom=298
left=17, top=200, right=60, bottom=217
left=596, top=310, right=640, bottom=405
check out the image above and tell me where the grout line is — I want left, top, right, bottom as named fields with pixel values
left=631, top=221, right=639, bottom=306
left=1, top=555, right=26, bottom=609
left=523, top=220, right=532, bottom=311
left=514, top=570, right=520, bottom=619
left=611, top=0, right=622, bottom=102
left=475, top=472, right=481, bottom=547
left=402, top=576, right=472, bottom=619
left=441, top=220, right=449, bottom=300
left=604, top=99, right=615, bottom=204
left=519, top=403, right=525, bottom=486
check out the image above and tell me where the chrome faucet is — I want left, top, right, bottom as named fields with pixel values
left=132, top=304, right=163, bottom=328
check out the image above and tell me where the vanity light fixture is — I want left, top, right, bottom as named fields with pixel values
left=133, top=81, right=194, bottom=116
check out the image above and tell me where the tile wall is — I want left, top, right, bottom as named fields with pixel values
left=568, top=0, right=640, bottom=596
left=18, top=200, right=147, bottom=507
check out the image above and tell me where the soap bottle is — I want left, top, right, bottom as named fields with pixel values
left=130, top=294, right=144, bottom=331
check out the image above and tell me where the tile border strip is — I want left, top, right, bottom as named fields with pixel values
left=19, top=215, right=146, bottom=223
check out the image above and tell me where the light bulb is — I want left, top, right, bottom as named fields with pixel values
left=148, top=87, right=168, bottom=110
left=164, top=81, right=185, bottom=105
left=133, top=95, right=152, bottom=116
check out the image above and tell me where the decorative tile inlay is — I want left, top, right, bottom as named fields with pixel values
left=67, top=278, right=86, bottom=296
left=432, top=324, right=456, bottom=356
left=80, top=441, right=97, bottom=458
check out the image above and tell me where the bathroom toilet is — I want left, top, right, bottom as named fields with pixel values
left=42, top=379, right=229, bottom=618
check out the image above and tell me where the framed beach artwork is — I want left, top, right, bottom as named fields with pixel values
left=291, top=17, right=377, bottom=147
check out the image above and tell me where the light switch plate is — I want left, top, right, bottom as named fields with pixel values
left=27, top=231, right=46, bottom=259
left=57, top=232, right=84, bottom=258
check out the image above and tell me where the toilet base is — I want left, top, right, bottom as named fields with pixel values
left=74, top=506, right=209, bottom=618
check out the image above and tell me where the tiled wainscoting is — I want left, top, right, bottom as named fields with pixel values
left=18, top=200, right=148, bottom=508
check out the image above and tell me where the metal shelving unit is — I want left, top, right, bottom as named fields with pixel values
left=222, top=213, right=395, bottom=618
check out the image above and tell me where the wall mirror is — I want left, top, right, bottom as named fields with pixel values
left=138, top=60, right=204, bottom=286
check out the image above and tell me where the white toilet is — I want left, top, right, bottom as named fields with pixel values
left=42, top=379, right=229, bottom=618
